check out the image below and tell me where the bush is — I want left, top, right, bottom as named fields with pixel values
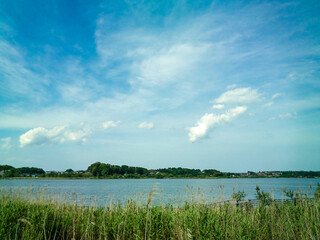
left=231, top=190, right=246, bottom=202
left=255, top=186, right=272, bottom=206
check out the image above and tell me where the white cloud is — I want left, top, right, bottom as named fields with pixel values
left=19, top=126, right=91, bottom=147
left=1, top=137, right=12, bottom=149
left=102, top=121, right=119, bottom=130
left=272, top=92, right=284, bottom=99
left=188, top=106, right=247, bottom=142
left=227, top=84, right=237, bottom=89
left=269, top=112, right=297, bottom=121
left=62, top=129, right=90, bottom=143
left=212, top=104, right=225, bottom=109
left=58, top=83, right=93, bottom=103
left=0, top=41, right=47, bottom=102
left=264, top=101, right=274, bottom=107
left=138, top=121, right=154, bottom=129
left=279, top=112, right=297, bottom=119
left=92, top=15, right=240, bottom=115
left=214, top=87, right=261, bottom=104
left=132, top=43, right=211, bottom=87
left=287, top=72, right=296, bottom=79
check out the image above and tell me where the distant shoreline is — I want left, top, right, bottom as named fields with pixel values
left=2, top=162, right=320, bottom=179
left=2, top=176, right=320, bottom=180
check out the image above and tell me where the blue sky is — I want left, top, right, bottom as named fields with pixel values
left=0, top=0, right=319, bottom=172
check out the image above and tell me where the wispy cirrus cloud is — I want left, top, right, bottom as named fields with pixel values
left=214, top=87, right=261, bottom=104
left=272, top=93, right=284, bottom=99
left=1, top=137, right=12, bottom=149
left=264, top=92, right=285, bottom=107
left=130, top=43, right=212, bottom=88
left=279, top=112, right=297, bottom=119
left=102, top=121, right=119, bottom=130
left=0, top=41, right=48, bottom=102
left=92, top=10, right=259, bottom=114
left=264, top=101, right=274, bottom=107
left=269, top=112, right=298, bottom=121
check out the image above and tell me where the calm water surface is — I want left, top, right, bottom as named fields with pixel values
left=0, top=178, right=319, bottom=206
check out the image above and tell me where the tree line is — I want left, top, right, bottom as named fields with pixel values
left=0, top=162, right=225, bottom=178
left=0, top=165, right=45, bottom=177
left=1, top=163, right=320, bottom=179
left=86, top=162, right=226, bottom=178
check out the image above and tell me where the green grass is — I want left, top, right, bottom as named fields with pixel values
left=1, top=187, right=320, bottom=240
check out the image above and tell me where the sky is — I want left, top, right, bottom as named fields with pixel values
left=0, top=0, right=319, bottom=172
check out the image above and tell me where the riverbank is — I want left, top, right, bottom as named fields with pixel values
left=1, top=189, right=319, bottom=239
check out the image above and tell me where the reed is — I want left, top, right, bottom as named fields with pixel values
left=0, top=186, right=319, bottom=240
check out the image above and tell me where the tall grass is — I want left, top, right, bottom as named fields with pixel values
left=0, top=186, right=320, bottom=240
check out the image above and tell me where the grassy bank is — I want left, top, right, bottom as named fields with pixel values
left=1, top=188, right=320, bottom=240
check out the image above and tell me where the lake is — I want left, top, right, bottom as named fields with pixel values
left=0, top=178, right=319, bottom=206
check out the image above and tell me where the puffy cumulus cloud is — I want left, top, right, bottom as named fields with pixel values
left=138, top=121, right=154, bottom=129
left=19, top=126, right=64, bottom=147
left=188, top=106, right=247, bottom=142
left=19, top=126, right=91, bottom=147
left=214, top=87, right=261, bottom=104
left=62, top=129, right=90, bottom=143
left=212, top=104, right=225, bottom=109
left=1, top=137, right=12, bottom=149
left=102, top=121, right=119, bottom=130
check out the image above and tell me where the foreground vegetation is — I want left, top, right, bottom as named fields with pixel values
left=2, top=163, right=320, bottom=179
left=1, top=185, right=320, bottom=239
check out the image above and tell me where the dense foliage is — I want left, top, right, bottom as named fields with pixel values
left=1, top=163, right=320, bottom=179
left=86, top=162, right=229, bottom=178
left=0, top=165, right=45, bottom=177
left=281, top=171, right=320, bottom=178
left=0, top=187, right=319, bottom=240
left=87, top=162, right=149, bottom=177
